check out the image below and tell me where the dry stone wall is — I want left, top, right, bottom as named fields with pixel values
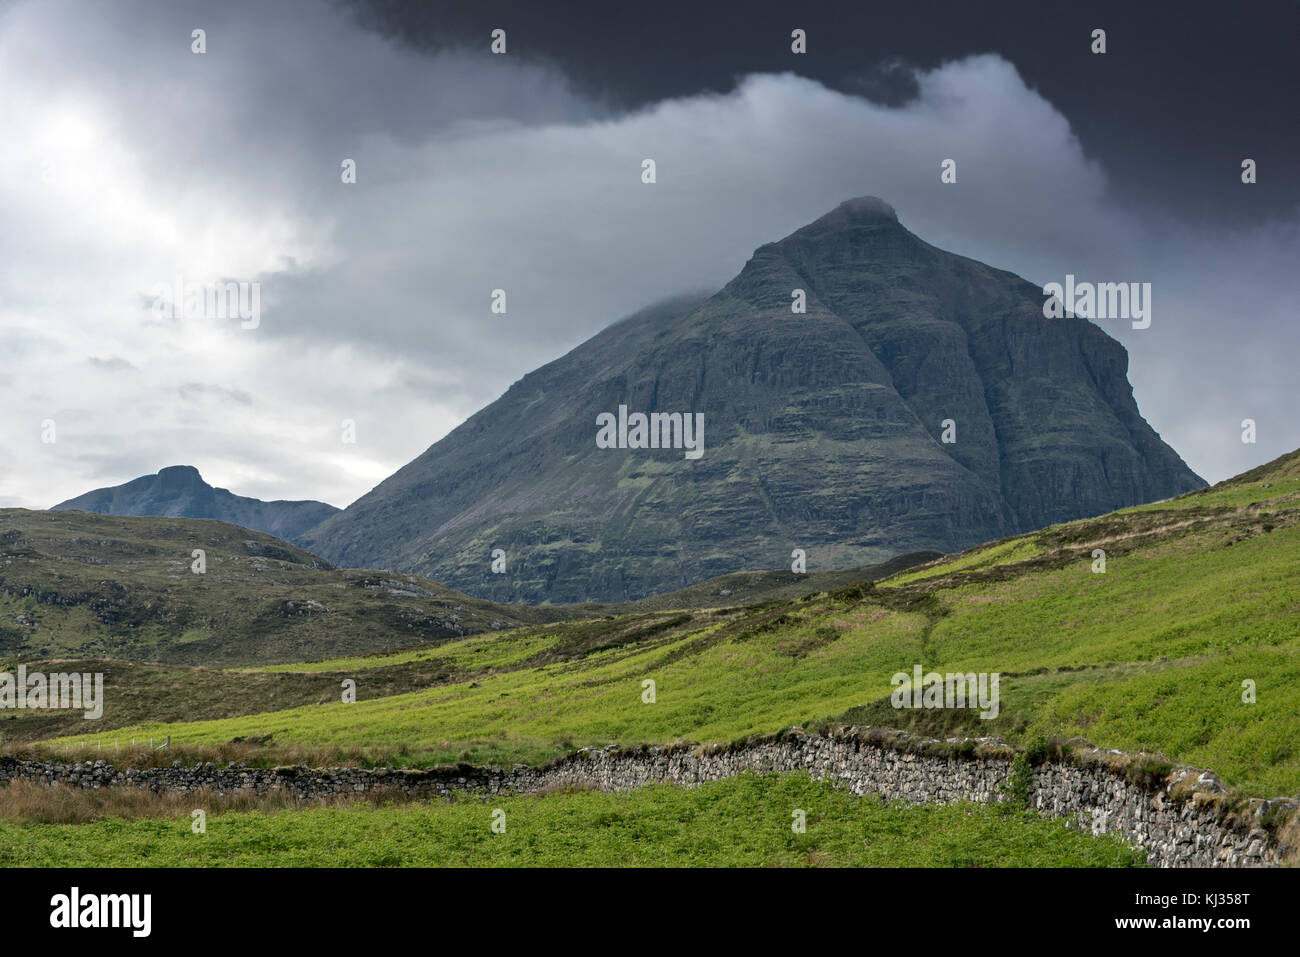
left=2, top=727, right=1292, bottom=868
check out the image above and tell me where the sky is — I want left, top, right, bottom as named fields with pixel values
left=2, top=0, right=1298, bottom=510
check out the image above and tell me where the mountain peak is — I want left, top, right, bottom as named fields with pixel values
left=300, top=199, right=1204, bottom=603
left=754, top=196, right=904, bottom=266
left=52, top=467, right=339, bottom=542
left=156, top=464, right=205, bottom=486
left=789, top=197, right=900, bottom=238
left=831, top=195, right=898, bottom=223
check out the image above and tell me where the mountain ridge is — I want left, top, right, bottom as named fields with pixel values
left=297, top=196, right=1204, bottom=602
left=52, top=465, right=339, bottom=543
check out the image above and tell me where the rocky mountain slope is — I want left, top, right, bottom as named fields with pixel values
left=300, top=197, right=1204, bottom=602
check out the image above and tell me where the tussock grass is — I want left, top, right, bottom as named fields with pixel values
left=0, top=778, right=420, bottom=823
left=0, top=773, right=1148, bottom=867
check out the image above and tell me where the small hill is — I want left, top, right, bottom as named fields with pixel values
left=0, top=509, right=934, bottom=668
left=52, top=465, right=339, bottom=543
left=0, top=509, right=550, bottom=666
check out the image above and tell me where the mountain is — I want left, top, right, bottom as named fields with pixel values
left=300, top=197, right=1204, bottom=603
left=52, top=465, right=339, bottom=542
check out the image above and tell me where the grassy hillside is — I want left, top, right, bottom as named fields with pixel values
left=38, top=450, right=1300, bottom=798
left=0, top=610, right=707, bottom=745
left=0, top=509, right=927, bottom=667
left=0, top=773, right=1144, bottom=867
left=0, top=509, right=557, bottom=666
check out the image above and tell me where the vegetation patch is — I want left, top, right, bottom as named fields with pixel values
left=0, top=773, right=1147, bottom=868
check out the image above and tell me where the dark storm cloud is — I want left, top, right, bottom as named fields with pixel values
left=346, top=0, right=1300, bottom=227
left=1, top=0, right=1296, bottom=512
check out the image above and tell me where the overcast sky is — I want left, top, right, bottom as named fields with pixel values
left=2, top=0, right=1298, bottom=510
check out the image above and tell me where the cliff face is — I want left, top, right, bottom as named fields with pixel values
left=52, top=466, right=339, bottom=543
left=301, top=198, right=1203, bottom=602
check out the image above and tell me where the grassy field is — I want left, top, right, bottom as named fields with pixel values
left=32, top=452, right=1300, bottom=799
left=0, top=773, right=1145, bottom=867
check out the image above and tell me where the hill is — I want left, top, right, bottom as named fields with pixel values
left=39, top=448, right=1300, bottom=799
left=299, top=197, right=1203, bottom=603
left=0, top=508, right=550, bottom=666
left=52, top=465, right=339, bottom=543
left=0, top=508, right=931, bottom=668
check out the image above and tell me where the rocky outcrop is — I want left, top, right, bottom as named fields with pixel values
left=4, top=727, right=1289, bottom=867
left=300, top=197, right=1203, bottom=603
left=52, top=466, right=339, bottom=543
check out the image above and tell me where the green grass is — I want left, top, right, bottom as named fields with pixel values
left=0, top=773, right=1146, bottom=867
left=31, top=450, right=1300, bottom=799
left=887, top=537, right=1043, bottom=584
left=44, top=516, right=1300, bottom=795
left=43, top=607, right=927, bottom=767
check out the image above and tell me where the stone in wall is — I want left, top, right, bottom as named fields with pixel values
left=1, top=726, right=1292, bottom=868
